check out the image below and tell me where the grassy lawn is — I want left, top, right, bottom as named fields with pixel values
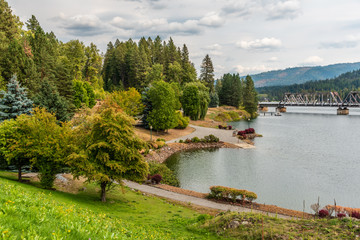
left=1, top=171, right=359, bottom=239
left=0, top=172, right=222, bottom=240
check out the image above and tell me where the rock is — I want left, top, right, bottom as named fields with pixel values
left=242, top=221, right=250, bottom=225
left=229, top=220, right=240, bottom=229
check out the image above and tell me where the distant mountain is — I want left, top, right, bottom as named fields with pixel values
left=250, top=62, right=360, bottom=87
left=257, top=69, right=360, bottom=100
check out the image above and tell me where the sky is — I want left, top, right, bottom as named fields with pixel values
left=7, top=0, right=360, bottom=78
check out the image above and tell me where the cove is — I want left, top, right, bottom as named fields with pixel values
left=166, top=107, right=360, bottom=212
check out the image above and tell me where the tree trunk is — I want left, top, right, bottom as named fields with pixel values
left=100, top=181, right=107, bottom=202
left=18, top=165, right=22, bottom=182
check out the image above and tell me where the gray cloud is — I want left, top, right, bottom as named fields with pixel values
left=221, top=1, right=254, bottom=17
left=265, top=0, right=301, bottom=20
left=54, top=13, right=112, bottom=36
left=320, top=41, right=358, bottom=49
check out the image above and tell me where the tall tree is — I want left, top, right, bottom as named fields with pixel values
left=69, top=107, right=148, bottom=202
left=181, top=82, right=209, bottom=120
left=0, top=75, right=33, bottom=121
left=218, top=73, right=243, bottom=108
left=243, top=75, right=258, bottom=118
left=200, top=54, right=215, bottom=93
left=146, top=81, right=177, bottom=131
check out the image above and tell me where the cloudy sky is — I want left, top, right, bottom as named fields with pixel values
left=8, top=0, right=360, bottom=77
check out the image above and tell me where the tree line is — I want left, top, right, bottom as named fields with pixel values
left=257, top=69, right=360, bottom=101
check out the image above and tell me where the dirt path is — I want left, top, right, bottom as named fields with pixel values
left=124, top=180, right=293, bottom=220
left=167, top=124, right=255, bottom=149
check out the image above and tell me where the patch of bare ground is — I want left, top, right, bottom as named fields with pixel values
left=134, top=126, right=195, bottom=142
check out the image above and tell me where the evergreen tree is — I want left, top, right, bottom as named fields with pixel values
left=181, top=82, right=209, bottom=120
left=0, top=75, right=33, bottom=121
left=218, top=73, right=242, bottom=108
left=200, top=54, right=215, bottom=93
left=243, top=75, right=258, bottom=118
left=33, top=79, right=73, bottom=122
left=209, top=92, right=219, bottom=107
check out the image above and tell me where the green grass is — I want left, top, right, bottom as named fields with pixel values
left=0, top=172, right=223, bottom=240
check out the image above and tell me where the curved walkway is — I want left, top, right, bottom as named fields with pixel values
left=167, top=124, right=255, bottom=149
left=124, top=180, right=292, bottom=219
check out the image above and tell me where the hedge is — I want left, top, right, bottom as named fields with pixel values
left=208, top=185, right=257, bottom=202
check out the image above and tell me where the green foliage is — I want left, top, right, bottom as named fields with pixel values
left=0, top=119, right=29, bottom=180
left=33, top=79, right=74, bottom=122
left=228, top=111, right=241, bottom=121
left=105, top=87, right=144, bottom=116
left=148, top=161, right=180, bottom=187
left=181, top=82, right=210, bottom=120
left=175, top=111, right=189, bottom=129
left=209, top=92, right=219, bottom=108
left=200, top=54, right=215, bottom=93
left=218, top=73, right=243, bottom=108
left=0, top=75, right=33, bottom=121
left=214, top=112, right=232, bottom=122
left=191, top=136, right=201, bottom=143
left=69, top=107, right=148, bottom=202
left=243, top=75, right=258, bottom=118
left=73, top=80, right=96, bottom=109
left=146, top=81, right=177, bottom=131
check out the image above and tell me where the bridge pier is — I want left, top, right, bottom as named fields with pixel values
left=276, top=107, right=287, bottom=113
left=337, top=107, right=349, bottom=115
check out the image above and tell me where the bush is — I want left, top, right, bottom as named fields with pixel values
left=175, top=111, right=190, bottom=129
left=179, top=139, right=184, bottom=143
left=319, top=209, right=329, bottom=218
left=337, top=213, right=346, bottom=218
left=214, top=112, right=232, bottom=122
left=228, top=111, right=241, bottom=121
left=245, top=128, right=255, bottom=134
left=148, top=162, right=180, bottom=187
left=151, top=174, right=162, bottom=184
left=156, top=138, right=165, bottom=142
left=191, top=137, right=201, bottom=143
left=350, top=211, right=360, bottom=219
left=227, top=125, right=232, bottom=130
left=185, top=138, right=192, bottom=143
left=202, top=134, right=219, bottom=143
left=208, top=186, right=257, bottom=202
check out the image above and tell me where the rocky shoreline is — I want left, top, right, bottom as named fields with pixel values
left=145, top=141, right=239, bottom=163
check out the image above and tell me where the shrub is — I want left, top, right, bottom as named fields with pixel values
left=228, top=111, right=241, bottom=121
left=227, top=125, right=232, bottom=130
left=214, top=112, right=232, bottom=122
left=179, top=139, right=184, bottom=143
left=185, top=138, right=192, bottom=143
left=151, top=174, right=162, bottom=184
left=175, top=111, right=190, bottom=129
left=208, top=186, right=257, bottom=202
left=337, top=213, right=346, bottom=218
left=350, top=211, right=360, bottom=219
left=245, top=128, right=255, bottom=134
left=218, top=125, right=226, bottom=129
left=202, top=134, right=219, bottom=143
left=156, top=138, right=166, bottom=142
left=148, top=162, right=180, bottom=187
left=191, top=137, right=201, bottom=143
left=319, top=209, right=329, bottom=218
left=156, top=141, right=166, bottom=148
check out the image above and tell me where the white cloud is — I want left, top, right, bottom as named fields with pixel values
left=221, top=1, right=254, bottom=17
left=268, top=56, right=279, bottom=62
left=303, top=56, right=324, bottom=65
left=320, top=34, right=360, bottom=49
left=236, top=37, right=282, bottom=51
left=235, top=64, right=272, bottom=74
left=266, top=0, right=301, bottom=20
left=204, top=43, right=222, bottom=50
left=199, top=12, right=225, bottom=27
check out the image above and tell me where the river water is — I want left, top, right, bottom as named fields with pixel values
left=166, top=107, right=360, bottom=212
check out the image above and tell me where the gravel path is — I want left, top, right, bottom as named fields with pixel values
left=124, top=180, right=292, bottom=219
left=167, top=124, right=255, bottom=149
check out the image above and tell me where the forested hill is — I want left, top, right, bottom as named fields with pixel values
left=257, top=69, right=360, bottom=100
left=251, top=62, right=360, bottom=87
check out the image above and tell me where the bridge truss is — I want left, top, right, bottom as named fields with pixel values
left=278, top=91, right=360, bottom=108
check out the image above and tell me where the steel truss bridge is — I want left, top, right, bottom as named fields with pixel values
left=259, top=91, right=360, bottom=108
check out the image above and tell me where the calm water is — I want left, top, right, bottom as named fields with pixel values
left=166, top=107, right=360, bottom=212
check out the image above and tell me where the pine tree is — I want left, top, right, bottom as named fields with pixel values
left=0, top=75, right=33, bottom=121
left=200, top=54, right=215, bottom=93
left=243, top=75, right=258, bottom=118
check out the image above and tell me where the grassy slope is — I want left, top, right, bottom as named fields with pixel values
left=0, top=172, right=221, bottom=240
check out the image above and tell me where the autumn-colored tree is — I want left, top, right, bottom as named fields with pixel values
left=104, top=87, right=144, bottom=116
left=69, top=107, right=148, bottom=202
